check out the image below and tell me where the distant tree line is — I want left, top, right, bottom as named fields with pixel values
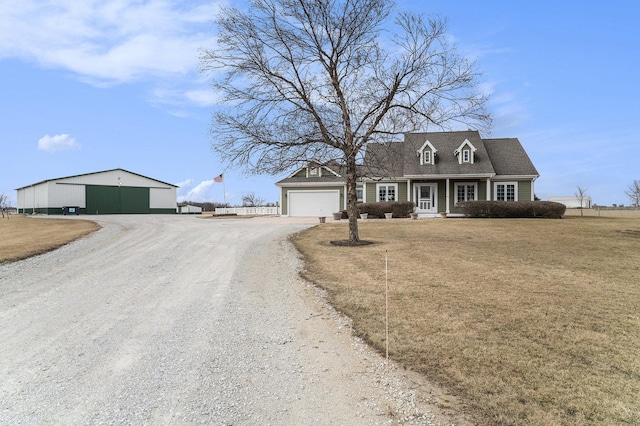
left=180, top=193, right=277, bottom=211
left=570, top=180, right=640, bottom=209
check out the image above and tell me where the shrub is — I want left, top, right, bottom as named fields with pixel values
left=458, top=201, right=566, bottom=219
left=341, top=201, right=415, bottom=218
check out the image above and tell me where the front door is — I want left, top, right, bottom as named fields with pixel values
left=415, top=183, right=437, bottom=213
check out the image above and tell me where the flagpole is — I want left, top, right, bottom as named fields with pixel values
left=215, top=173, right=226, bottom=206
left=223, top=178, right=226, bottom=206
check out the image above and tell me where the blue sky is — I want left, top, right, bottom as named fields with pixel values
left=1, top=1, right=638, bottom=207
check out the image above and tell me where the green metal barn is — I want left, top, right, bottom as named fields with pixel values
left=16, top=169, right=177, bottom=215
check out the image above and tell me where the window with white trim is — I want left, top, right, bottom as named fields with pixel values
left=418, top=140, right=437, bottom=165
left=356, top=188, right=363, bottom=203
left=377, top=184, right=397, bottom=202
left=424, top=151, right=431, bottom=164
left=454, top=139, right=476, bottom=164
left=495, top=182, right=518, bottom=201
left=309, top=167, right=318, bottom=176
left=455, top=183, right=477, bottom=203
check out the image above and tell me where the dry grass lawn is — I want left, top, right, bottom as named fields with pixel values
left=0, top=215, right=100, bottom=264
left=292, top=216, right=640, bottom=425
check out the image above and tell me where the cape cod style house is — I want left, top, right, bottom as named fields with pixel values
left=276, top=130, right=539, bottom=217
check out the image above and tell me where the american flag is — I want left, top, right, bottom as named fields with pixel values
left=214, top=174, right=224, bottom=183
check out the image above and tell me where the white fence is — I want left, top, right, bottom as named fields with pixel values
left=214, top=207, right=280, bottom=216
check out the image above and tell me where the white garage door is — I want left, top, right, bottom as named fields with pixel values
left=288, top=190, right=340, bottom=217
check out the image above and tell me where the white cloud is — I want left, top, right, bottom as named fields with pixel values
left=0, top=1, right=221, bottom=86
left=185, top=179, right=213, bottom=198
left=185, top=89, right=220, bottom=107
left=37, top=133, right=80, bottom=152
left=177, top=179, right=213, bottom=202
left=477, top=81, right=495, bottom=97
left=175, top=178, right=193, bottom=188
left=482, top=82, right=530, bottom=133
left=166, top=110, right=191, bottom=118
left=176, top=178, right=232, bottom=203
left=148, top=86, right=220, bottom=112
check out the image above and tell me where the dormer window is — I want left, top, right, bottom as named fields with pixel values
left=417, top=139, right=437, bottom=165
left=454, top=139, right=477, bottom=164
left=305, top=165, right=323, bottom=178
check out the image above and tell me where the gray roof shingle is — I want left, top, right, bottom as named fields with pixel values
left=401, top=131, right=496, bottom=176
left=483, top=138, right=539, bottom=176
left=276, top=131, right=538, bottom=185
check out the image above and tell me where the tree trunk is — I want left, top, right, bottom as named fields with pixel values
left=345, top=156, right=360, bottom=242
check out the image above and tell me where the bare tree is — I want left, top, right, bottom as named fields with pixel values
left=0, top=193, right=9, bottom=219
left=625, top=180, right=640, bottom=208
left=242, top=192, right=266, bottom=207
left=201, top=0, right=491, bottom=243
left=575, top=186, right=588, bottom=216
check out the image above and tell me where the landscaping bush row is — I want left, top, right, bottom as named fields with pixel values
left=340, top=201, right=415, bottom=218
left=457, top=201, right=566, bottom=218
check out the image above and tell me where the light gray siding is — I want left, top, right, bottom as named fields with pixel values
left=17, top=183, right=49, bottom=212
left=150, top=187, right=177, bottom=209
left=56, top=169, right=164, bottom=188
left=51, top=183, right=86, bottom=208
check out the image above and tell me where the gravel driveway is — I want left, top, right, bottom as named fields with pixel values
left=0, top=215, right=455, bottom=425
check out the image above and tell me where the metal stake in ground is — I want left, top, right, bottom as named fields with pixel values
left=385, top=250, right=389, bottom=369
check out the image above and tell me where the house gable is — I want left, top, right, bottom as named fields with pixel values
left=453, top=139, right=478, bottom=164
left=307, top=165, right=321, bottom=178
left=417, top=140, right=437, bottom=165
left=285, top=161, right=342, bottom=180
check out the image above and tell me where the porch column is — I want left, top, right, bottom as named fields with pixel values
left=531, top=180, right=535, bottom=201
left=407, top=179, right=411, bottom=203
left=445, top=178, right=450, bottom=213
left=344, top=184, right=348, bottom=210
left=486, top=178, right=491, bottom=200
left=362, top=182, right=366, bottom=203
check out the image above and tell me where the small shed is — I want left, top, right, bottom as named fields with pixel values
left=548, top=196, right=592, bottom=209
left=177, top=204, right=203, bottom=214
